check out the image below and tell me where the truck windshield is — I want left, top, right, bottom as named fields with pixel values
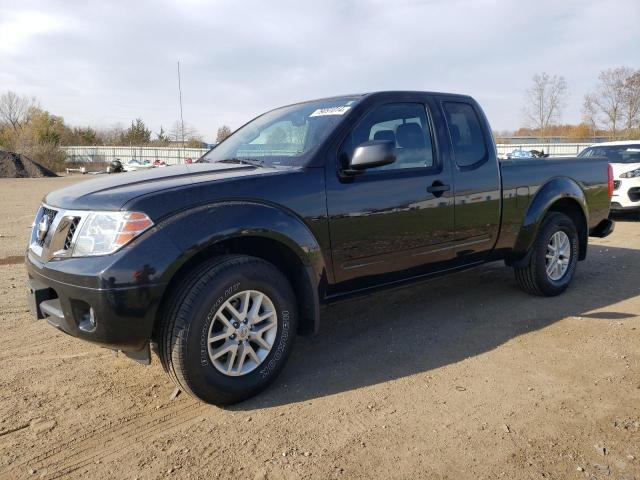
left=578, top=145, right=640, bottom=163
left=200, top=97, right=360, bottom=167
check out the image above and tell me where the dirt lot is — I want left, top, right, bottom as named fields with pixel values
left=0, top=176, right=638, bottom=480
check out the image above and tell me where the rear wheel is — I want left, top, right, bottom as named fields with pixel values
left=158, top=255, right=297, bottom=405
left=514, top=212, right=579, bottom=296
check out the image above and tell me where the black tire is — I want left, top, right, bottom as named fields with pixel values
left=158, top=255, right=297, bottom=405
left=514, top=212, right=579, bottom=296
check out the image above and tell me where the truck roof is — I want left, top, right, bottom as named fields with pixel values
left=280, top=91, right=474, bottom=110
left=363, top=90, right=472, bottom=98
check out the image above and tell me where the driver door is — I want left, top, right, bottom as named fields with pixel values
left=326, top=101, right=455, bottom=285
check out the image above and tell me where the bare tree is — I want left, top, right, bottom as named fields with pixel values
left=582, top=94, right=599, bottom=141
left=215, top=125, right=232, bottom=143
left=96, top=123, right=126, bottom=145
left=0, top=91, right=37, bottom=131
left=523, top=73, right=568, bottom=138
left=585, top=67, right=633, bottom=138
left=169, top=120, right=199, bottom=142
left=622, top=70, right=640, bottom=131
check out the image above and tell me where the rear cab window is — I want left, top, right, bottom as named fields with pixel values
left=443, top=102, right=487, bottom=168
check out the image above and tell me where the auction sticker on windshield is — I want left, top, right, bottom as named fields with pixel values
left=309, top=106, right=351, bottom=117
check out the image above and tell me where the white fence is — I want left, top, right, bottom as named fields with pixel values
left=63, top=146, right=209, bottom=165
left=63, top=143, right=592, bottom=165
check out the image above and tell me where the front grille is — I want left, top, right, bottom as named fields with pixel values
left=30, top=205, right=89, bottom=260
left=63, top=217, right=80, bottom=250
left=613, top=180, right=621, bottom=191
left=37, top=207, right=58, bottom=246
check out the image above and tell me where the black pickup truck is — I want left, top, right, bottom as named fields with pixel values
left=26, top=91, right=614, bottom=405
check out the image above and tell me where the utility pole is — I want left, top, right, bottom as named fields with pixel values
left=177, top=61, right=185, bottom=162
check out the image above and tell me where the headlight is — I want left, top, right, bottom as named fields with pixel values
left=620, top=168, right=640, bottom=178
left=73, top=211, right=153, bottom=257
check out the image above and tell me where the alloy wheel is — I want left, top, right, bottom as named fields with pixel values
left=207, top=290, right=278, bottom=376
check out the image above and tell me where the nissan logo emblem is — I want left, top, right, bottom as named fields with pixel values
left=37, top=215, right=50, bottom=243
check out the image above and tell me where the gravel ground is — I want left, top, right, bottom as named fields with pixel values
left=0, top=176, right=638, bottom=480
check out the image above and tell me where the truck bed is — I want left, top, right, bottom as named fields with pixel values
left=496, top=156, right=611, bottom=253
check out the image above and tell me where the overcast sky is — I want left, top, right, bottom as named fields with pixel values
left=1, top=0, right=639, bottom=140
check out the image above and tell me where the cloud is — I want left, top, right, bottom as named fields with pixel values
left=0, top=9, right=70, bottom=55
left=1, top=0, right=639, bottom=138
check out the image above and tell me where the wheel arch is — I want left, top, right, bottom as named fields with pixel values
left=152, top=202, right=325, bottom=340
left=509, top=177, right=588, bottom=265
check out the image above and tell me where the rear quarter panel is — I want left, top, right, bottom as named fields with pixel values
left=496, top=157, right=611, bottom=256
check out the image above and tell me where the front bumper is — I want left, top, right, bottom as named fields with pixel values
left=611, top=177, right=640, bottom=210
left=24, top=228, right=179, bottom=359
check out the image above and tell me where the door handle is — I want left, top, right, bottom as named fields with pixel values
left=427, top=182, right=450, bottom=197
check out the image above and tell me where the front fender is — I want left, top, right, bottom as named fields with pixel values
left=158, top=201, right=326, bottom=285
left=512, top=177, right=588, bottom=259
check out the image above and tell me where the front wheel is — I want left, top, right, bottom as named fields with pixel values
left=514, top=212, right=579, bottom=296
left=158, top=255, right=297, bottom=405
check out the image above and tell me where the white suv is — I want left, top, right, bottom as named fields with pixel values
left=578, top=140, right=640, bottom=215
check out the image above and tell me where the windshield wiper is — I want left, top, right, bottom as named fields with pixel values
left=216, top=158, right=264, bottom=167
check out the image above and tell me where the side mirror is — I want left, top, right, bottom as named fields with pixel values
left=346, top=140, right=396, bottom=174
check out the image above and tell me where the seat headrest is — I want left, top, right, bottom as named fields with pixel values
left=396, top=123, right=425, bottom=148
left=373, top=129, right=396, bottom=143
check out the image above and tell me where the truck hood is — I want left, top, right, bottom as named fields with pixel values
left=44, top=163, right=279, bottom=210
left=611, top=161, right=640, bottom=178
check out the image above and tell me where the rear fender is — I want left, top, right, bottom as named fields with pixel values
left=510, top=177, right=588, bottom=264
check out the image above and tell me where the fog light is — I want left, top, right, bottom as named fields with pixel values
left=79, top=307, right=97, bottom=332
